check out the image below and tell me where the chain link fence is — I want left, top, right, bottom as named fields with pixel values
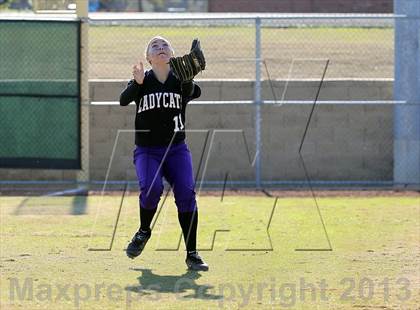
left=0, top=13, right=418, bottom=187
left=86, top=15, right=404, bottom=188
left=89, top=16, right=394, bottom=80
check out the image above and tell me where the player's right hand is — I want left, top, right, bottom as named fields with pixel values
left=132, top=61, right=144, bottom=85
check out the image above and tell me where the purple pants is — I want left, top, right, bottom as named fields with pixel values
left=133, top=142, right=197, bottom=213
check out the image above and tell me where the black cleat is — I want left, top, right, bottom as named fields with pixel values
left=126, top=229, right=151, bottom=259
left=185, top=251, right=209, bottom=271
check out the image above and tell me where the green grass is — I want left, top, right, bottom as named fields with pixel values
left=88, top=26, right=393, bottom=79
left=1, top=194, right=418, bottom=309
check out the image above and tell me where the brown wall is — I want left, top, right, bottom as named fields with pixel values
left=86, top=102, right=393, bottom=183
left=208, top=0, right=393, bottom=13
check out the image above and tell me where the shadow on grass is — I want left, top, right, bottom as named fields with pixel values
left=13, top=188, right=89, bottom=216
left=125, top=268, right=223, bottom=300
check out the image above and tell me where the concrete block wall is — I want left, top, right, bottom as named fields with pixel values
left=88, top=103, right=393, bottom=182
left=261, top=104, right=393, bottom=181
left=90, top=79, right=393, bottom=102
left=0, top=79, right=395, bottom=183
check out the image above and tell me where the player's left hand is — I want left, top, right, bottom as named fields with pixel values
left=169, top=38, right=206, bottom=83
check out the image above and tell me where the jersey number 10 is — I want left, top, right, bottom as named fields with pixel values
left=173, top=114, right=184, bottom=132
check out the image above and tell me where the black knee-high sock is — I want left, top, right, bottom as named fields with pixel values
left=140, top=207, right=156, bottom=232
left=178, top=210, right=198, bottom=253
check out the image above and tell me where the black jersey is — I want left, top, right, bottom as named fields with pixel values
left=119, top=70, right=201, bottom=146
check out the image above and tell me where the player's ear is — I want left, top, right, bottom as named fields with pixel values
left=145, top=43, right=152, bottom=64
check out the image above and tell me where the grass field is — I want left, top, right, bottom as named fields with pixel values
left=1, top=192, right=419, bottom=309
left=89, top=26, right=393, bottom=80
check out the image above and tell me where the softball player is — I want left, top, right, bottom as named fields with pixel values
left=119, top=36, right=208, bottom=271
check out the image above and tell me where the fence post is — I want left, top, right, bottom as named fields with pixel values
left=394, top=0, right=420, bottom=188
left=76, top=0, right=90, bottom=184
left=255, top=17, right=262, bottom=189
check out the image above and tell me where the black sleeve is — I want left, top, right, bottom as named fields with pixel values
left=119, top=79, right=143, bottom=106
left=182, top=81, right=201, bottom=102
